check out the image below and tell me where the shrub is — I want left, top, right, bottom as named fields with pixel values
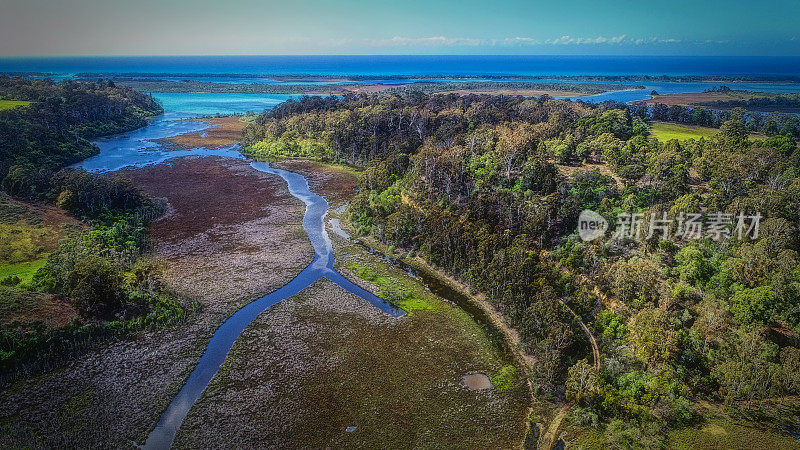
left=570, top=406, right=600, bottom=428
left=492, top=365, right=517, bottom=392
left=0, top=275, right=21, bottom=286
left=67, top=256, right=126, bottom=320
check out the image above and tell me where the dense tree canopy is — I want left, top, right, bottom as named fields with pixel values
left=0, top=76, right=163, bottom=197
left=0, top=77, right=174, bottom=383
left=246, top=92, right=800, bottom=443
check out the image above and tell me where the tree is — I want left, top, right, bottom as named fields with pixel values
left=779, top=347, right=800, bottom=394
left=693, top=299, right=727, bottom=353
left=67, top=255, right=125, bottom=320
left=719, top=117, right=749, bottom=144
left=647, top=141, right=688, bottom=200
left=674, top=246, right=713, bottom=285
left=566, top=358, right=598, bottom=403
left=628, top=308, right=678, bottom=369
left=730, top=286, right=778, bottom=325
left=713, top=328, right=779, bottom=402
left=606, top=258, right=663, bottom=307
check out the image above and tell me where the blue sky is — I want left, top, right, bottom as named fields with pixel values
left=1, top=0, right=798, bottom=56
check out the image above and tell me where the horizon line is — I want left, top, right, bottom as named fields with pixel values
left=2, top=54, right=800, bottom=59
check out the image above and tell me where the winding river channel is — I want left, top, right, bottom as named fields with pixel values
left=76, top=115, right=405, bottom=449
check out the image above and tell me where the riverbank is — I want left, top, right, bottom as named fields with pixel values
left=0, top=155, right=314, bottom=447
left=156, top=116, right=248, bottom=150
left=280, top=157, right=571, bottom=445
left=272, top=159, right=360, bottom=205
left=3, top=117, right=532, bottom=448
left=167, top=158, right=532, bottom=447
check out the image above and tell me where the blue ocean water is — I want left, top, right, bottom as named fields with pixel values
left=3, top=55, right=800, bottom=113
left=2, top=55, right=800, bottom=77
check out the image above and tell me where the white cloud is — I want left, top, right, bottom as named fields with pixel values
left=365, top=36, right=484, bottom=47
left=362, top=35, right=634, bottom=47
left=633, top=37, right=683, bottom=45
left=546, top=35, right=627, bottom=45
left=497, top=37, right=543, bottom=45
left=296, top=34, right=730, bottom=50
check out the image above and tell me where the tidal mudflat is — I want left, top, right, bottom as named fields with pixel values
left=156, top=156, right=531, bottom=448
left=157, top=116, right=248, bottom=151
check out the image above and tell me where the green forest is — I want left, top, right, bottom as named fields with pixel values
left=0, top=76, right=163, bottom=196
left=244, top=93, right=800, bottom=444
left=0, top=77, right=182, bottom=384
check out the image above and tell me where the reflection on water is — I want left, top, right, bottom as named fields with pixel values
left=328, top=218, right=351, bottom=239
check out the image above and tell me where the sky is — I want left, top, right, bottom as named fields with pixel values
left=0, top=0, right=798, bottom=56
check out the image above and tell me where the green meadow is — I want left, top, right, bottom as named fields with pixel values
left=0, top=100, right=31, bottom=111
left=0, top=258, right=47, bottom=283
left=651, top=122, right=766, bottom=142
left=650, top=122, right=719, bottom=142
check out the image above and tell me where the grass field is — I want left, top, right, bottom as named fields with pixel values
left=0, top=100, right=31, bottom=111
left=0, top=258, right=47, bottom=283
left=666, top=420, right=799, bottom=450
left=650, top=122, right=719, bottom=142
left=345, top=260, right=435, bottom=312
left=0, top=194, right=80, bottom=324
left=651, top=122, right=767, bottom=142
left=0, top=194, right=81, bottom=285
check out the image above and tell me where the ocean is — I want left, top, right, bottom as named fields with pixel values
left=2, top=55, right=800, bottom=77
left=3, top=55, right=800, bottom=115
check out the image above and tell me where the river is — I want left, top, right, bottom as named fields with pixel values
left=75, top=114, right=404, bottom=449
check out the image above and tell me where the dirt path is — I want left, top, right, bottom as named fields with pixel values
left=558, top=299, right=600, bottom=372
left=530, top=299, right=598, bottom=450
left=540, top=404, right=569, bottom=450
left=538, top=260, right=605, bottom=448
left=548, top=257, right=603, bottom=371
left=397, top=254, right=536, bottom=371
left=354, top=234, right=609, bottom=449
left=351, top=236, right=539, bottom=448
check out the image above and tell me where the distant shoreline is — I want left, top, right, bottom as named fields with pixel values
left=66, top=72, right=800, bottom=84
left=97, top=79, right=645, bottom=96
left=636, top=90, right=800, bottom=113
